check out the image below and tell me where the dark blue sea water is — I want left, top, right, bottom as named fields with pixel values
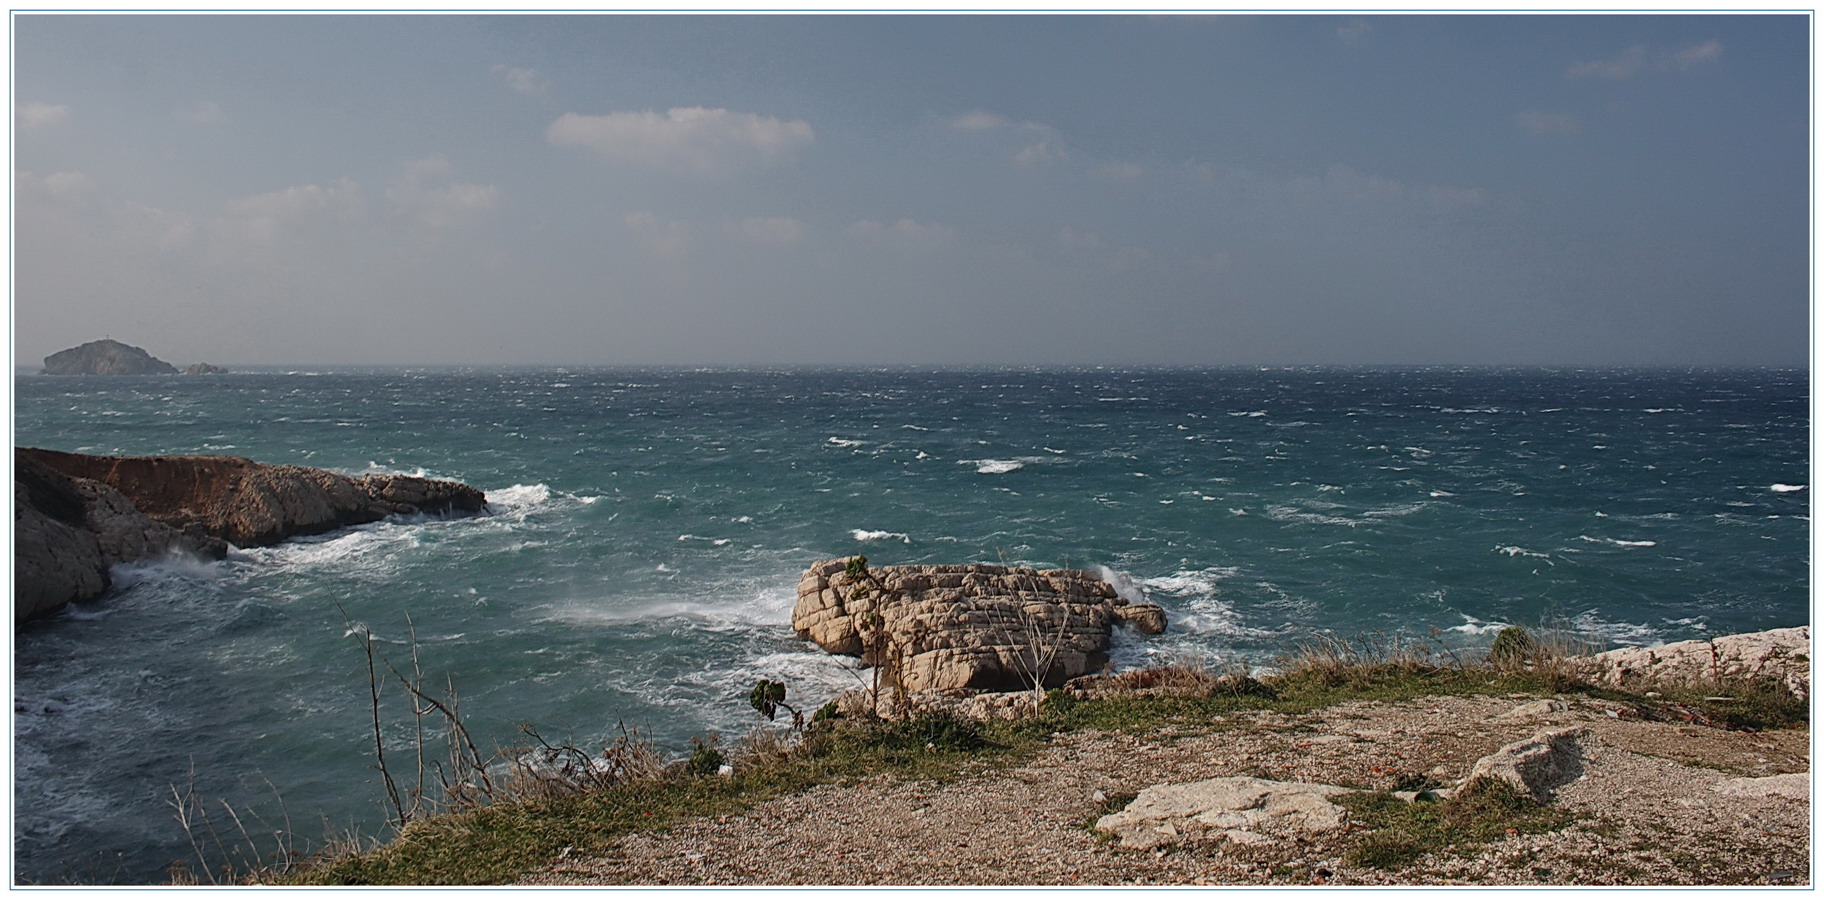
left=11, top=366, right=1810, bottom=882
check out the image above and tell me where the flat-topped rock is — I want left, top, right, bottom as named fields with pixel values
left=792, top=557, right=1167, bottom=693
left=1094, top=777, right=1356, bottom=850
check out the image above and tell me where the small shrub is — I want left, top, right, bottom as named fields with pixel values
left=686, top=737, right=726, bottom=777
left=876, top=710, right=989, bottom=753
left=1340, top=775, right=1573, bottom=871
left=1489, top=627, right=1538, bottom=667
left=1346, top=831, right=1427, bottom=869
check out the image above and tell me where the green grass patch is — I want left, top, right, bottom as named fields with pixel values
left=287, top=710, right=1034, bottom=886
left=1339, top=777, right=1574, bottom=871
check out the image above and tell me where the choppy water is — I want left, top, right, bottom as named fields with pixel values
left=11, top=366, right=1809, bottom=882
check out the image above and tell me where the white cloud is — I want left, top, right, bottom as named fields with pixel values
left=386, top=158, right=497, bottom=229
left=492, top=64, right=549, bottom=96
left=181, top=101, right=225, bottom=126
left=623, top=211, right=693, bottom=257
left=950, top=109, right=1055, bottom=136
left=1673, top=40, right=1723, bottom=69
left=1514, top=109, right=1579, bottom=137
left=18, top=101, right=71, bottom=132
left=729, top=217, right=803, bottom=246
left=1336, top=20, right=1372, bottom=45
left=848, top=218, right=954, bottom=246
left=1567, top=45, right=1646, bottom=79
left=226, top=179, right=365, bottom=245
left=117, top=201, right=199, bottom=251
left=36, top=170, right=94, bottom=201
left=951, top=110, right=1010, bottom=131
left=1569, top=41, right=1722, bottom=79
left=1013, top=141, right=1067, bottom=167
left=548, top=107, right=814, bottom=172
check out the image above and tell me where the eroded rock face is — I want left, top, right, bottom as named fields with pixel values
left=792, top=557, right=1167, bottom=693
left=14, top=448, right=486, bottom=626
left=182, top=363, right=228, bottom=375
left=19, top=448, right=487, bottom=548
left=1094, top=777, right=1355, bottom=850
left=41, top=339, right=178, bottom=375
left=14, top=479, right=110, bottom=625
left=1572, top=627, right=1810, bottom=701
left=1461, top=726, right=1588, bottom=802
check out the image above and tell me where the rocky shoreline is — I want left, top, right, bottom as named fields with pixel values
left=13, top=448, right=486, bottom=626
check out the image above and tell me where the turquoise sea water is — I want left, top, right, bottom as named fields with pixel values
left=11, top=366, right=1810, bottom=882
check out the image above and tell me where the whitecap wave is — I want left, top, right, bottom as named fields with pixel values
left=1495, top=545, right=1551, bottom=560
left=236, top=524, right=423, bottom=574
left=1138, top=567, right=1241, bottom=597
left=1448, top=615, right=1511, bottom=636
left=962, top=457, right=1044, bottom=474
left=1265, top=506, right=1359, bottom=527
left=851, top=529, right=911, bottom=544
left=486, top=483, right=553, bottom=511
left=826, top=437, right=866, bottom=448
left=1567, top=612, right=1663, bottom=648
left=1578, top=536, right=1657, bottom=548
left=1772, top=484, right=1807, bottom=493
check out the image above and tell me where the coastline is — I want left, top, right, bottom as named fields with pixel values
left=286, top=626, right=1810, bottom=887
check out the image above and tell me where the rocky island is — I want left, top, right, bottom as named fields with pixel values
left=41, top=339, right=179, bottom=375
left=13, top=448, right=487, bottom=626
left=38, top=338, right=229, bottom=375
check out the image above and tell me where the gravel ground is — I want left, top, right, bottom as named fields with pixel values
left=520, top=694, right=1809, bottom=887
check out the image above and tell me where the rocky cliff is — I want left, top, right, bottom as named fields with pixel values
left=793, top=557, right=1168, bottom=693
left=14, top=448, right=487, bottom=626
left=41, top=339, right=179, bottom=375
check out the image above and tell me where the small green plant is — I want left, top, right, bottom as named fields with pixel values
left=686, top=737, right=726, bottom=777
left=749, top=679, right=803, bottom=730
left=1489, top=626, right=1538, bottom=667
left=1339, top=775, right=1573, bottom=870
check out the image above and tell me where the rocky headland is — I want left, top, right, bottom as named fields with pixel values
left=13, top=448, right=487, bottom=626
left=39, top=338, right=227, bottom=375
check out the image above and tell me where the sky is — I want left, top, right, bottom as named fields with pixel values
left=10, top=13, right=1813, bottom=367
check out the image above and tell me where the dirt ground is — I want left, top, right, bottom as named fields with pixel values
left=520, top=693, right=1809, bottom=887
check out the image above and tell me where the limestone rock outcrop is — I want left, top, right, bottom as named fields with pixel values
left=1460, top=726, right=1588, bottom=802
left=1094, top=777, right=1355, bottom=850
left=20, top=448, right=487, bottom=548
left=182, top=363, right=228, bottom=375
left=1571, top=627, right=1810, bottom=701
left=792, top=558, right=1167, bottom=693
left=14, top=448, right=487, bottom=626
left=41, top=339, right=179, bottom=375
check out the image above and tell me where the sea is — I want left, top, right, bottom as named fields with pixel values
left=10, top=366, right=1811, bottom=883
